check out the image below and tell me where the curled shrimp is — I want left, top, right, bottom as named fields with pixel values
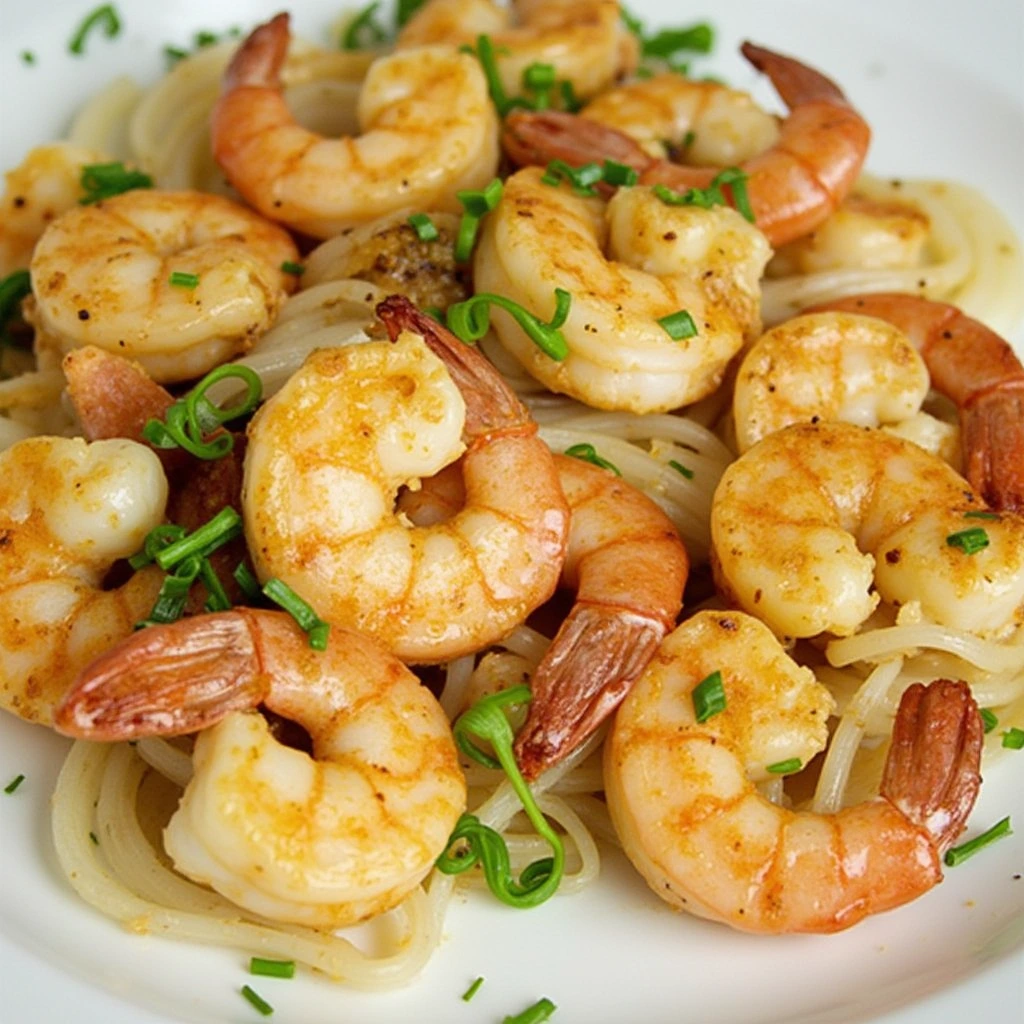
left=473, top=166, right=770, bottom=413
left=809, top=293, right=1024, bottom=513
left=55, top=609, right=466, bottom=928
left=29, top=189, right=298, bottom=383
left=243, top=295, right=569, bottom=663
left=503, top=42, right=871, bottom=247
left=605, top=610, right=982, bottom=933
left=0, top=436, right=168, bottom=726
left=711, top=421, right=1024, bottom=640
left=397, top=0, right=638, bottom=101
left=212, top=13, right=499, bottom=239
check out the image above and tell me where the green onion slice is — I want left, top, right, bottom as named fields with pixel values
left=78, top=161, right=153, bottom=204
left=658, top=309, right=698, bottom=340
left=407, top=212, right=439, bottom=242
left=1002, top=727, right=1024, bottom=750
left=565, top=443, right=621, bottom=476
left=280, top=260, right=305, bottom=276
left=240, top=984, right=274, bottom=1017
left=522, top=61, right=556, bottom=108
left=69, top=3, right=121, bottom=56
left=964, top=510, right=1001, bottom=520
left=946, top=527, right=990, bottom=555
left=169, top=271, right=200, bottom=289
left=692, top=669, right=726, bottom=722
left=541, top=159, right=603, bottom=196
left=396, top=0, right=427, bottom=28
left=454, top=178, right=503, bottom=262
left=469, top=34, right=513, bottom=115
left=652, top=167, right=754, bottom=222
left=21, top=51, right=37, bottom=65
left=263, top=578, right=330, bottom=650
left=233, top=562, right=263, bottom=602
left=446, top=289, right=571, bottom=361
left=642, top=23, right=714, bottom=58
left=766, top=757, right=802, bottom=774
left=602, top=159, right=639, bottom=187
left=980, top=708, right=998, bottom=734
left=249, top=957, right=295, bottom=979
left=668, top=459, right=694, bottom=479
left=4, top=774, right=25, bottom=794
left=461, top=976, right=485, bottom=1002
left=944, top=816, right=1012, bottom=867
left=341, top=1, right=389, bottom=50
left=153, top=508, right=242, bottom=571
left=503, top=996, right=558, bottom=1024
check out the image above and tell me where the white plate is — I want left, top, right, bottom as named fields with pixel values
left=1, top=1, right=1023, bottom=1022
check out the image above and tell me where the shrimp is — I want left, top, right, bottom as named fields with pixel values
left=54, top=609, right=466, bottom=928
left=809, top=293, right=1024, bottom=513
left=0, top=436, right=168, bottom=726
left=243, top=295, right=569, bottom=664
left=397, top=0, right=638, bottom=102
left=605, top=610, right=982, bottom=933
left=211, top=13, right=499, bottom=239
left=502, top=42, right=871, bottom=247
left=473, top=166, right=770, bottom=413
left=28, top=189, right=298, bottom=384
left=711, top=421, right=1024, bottom=640
left=731, top=311, right=930, bottom=453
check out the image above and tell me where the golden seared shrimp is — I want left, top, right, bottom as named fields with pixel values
left=474, top=167, right=770, bottom=413
left=29, top=190, right=298, bottom=384
left=55, top=609, right=466, bottom=928
left=711, top=421, right=1024, bottom=640
left=503, top=42, right=871, bottom=247
left=212, top=14, right=499, bottom=239
left=397, top=0, right=637, bottom=101
left=0, top=436, right=167, bottom=726
left=732, top=312, right=930, bottom=453
left=810, top=293, right=1024, bottom=513
left=605, top=611, right=982, bottom=934
left=244, top=295, right=569, bottom=663
left=0, top=142, right=107, bottom=276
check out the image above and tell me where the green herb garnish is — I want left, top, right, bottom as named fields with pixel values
left=946, top=527, right=990, bottom=555
left=249, top=957, right=295, bottom=979
left=565, top=443, right=621, bottom=476
left=69, top=4, right=121, bottom=56
left=407, top=213, right=439, bottom=242
left=980, top=708, right=998, bottom=733
left=944, top=816, right=1012, bottom=867
left=668, top=459, right=694, bottom=479
left=461, top=976, right=485, bottom=1002
left=766, top=757, right=802, bottom=774
left=657, top=309, right=698, bottom=341
left=692, top=669, right=726, bottom=723
left=280, top=260, right=305, bottom=276
left=4, top=774, right=25, bottom=794
left=503, top=997, right=558, bottom=1024
left=1002, top=727, right=1024, bottom=750
left=169, top=271, right=200, bottom=289
left=446, top=289, right=571, bottom=361
left=79, top=162, right=153, bottom=204
left=263, top=579, right=330, bottom=650
left=240, top=984, right=274, bottom=1017
left=454, top=178, right=503, bottom=262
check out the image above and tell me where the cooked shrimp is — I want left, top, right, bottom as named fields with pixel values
left=0, top=436, right=167, bottom=726
left=503, top=42, right=871, bottom=247
left=605, top=610, right=982, bottom=933
left=732, top=311, right=930, bottom=452
left=810, top=293, right=1024, bottom=513
left=29, top=189, right=298, bottom=384
left=55, top=609, right=466, bottom=928
left=0, top=142, right=108, bottom=277
left=711, top=421, right=1024, bottom=639
left=211, top=13, right=499, bottom=239
left=473, top=166, right=770, bottom=413
left=397, top=0, right=637, bottom=101
left=243, top=295, right=569, bottom=663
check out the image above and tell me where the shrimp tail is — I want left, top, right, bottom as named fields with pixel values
left=881, top=678, right=983, bottom=856
left=53, top=611, right=269, bottom=741
left=739, top=41, right=851, bottom=109
left=224, top=12, right=289, bottom=91
left=962, top=379, right=1024, bottom=513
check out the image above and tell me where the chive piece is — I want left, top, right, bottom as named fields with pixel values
left=128, top=524, right=187, bottom=570
left=154, top=508, right=242, bottom=571
left=503, top=997, right=558, bottom=1024
left=558, top=79, right=582, bottom=113
left=4, top=774, right=25, bottom=794
left=668, top=459, right=694, bottom=479
left=642, top=23, right=714, bottom=59
left=766, top=757, right=802, bottom=774
left=446, top=290, right=571, bottom=361
left=262, top=578, right=330, bottom=650
left=407, top=212, right=439, bottom=242
left=1002, top=727, right=1024, bottom=750
left=163, top=44, right=188, bottom=64
left=522, top=61, right=556, bottom=109
left=21, top=51, right=36, bottom=65
left=341, top=1, right=389, bottom=50
left=602, top=160, right=638, bottom=187
left=240, top=984, right=274, bottom=1017
left=712, top=167, right=755, bottom=223
left=469, top=34, right=513, bottom=116
left=250, top=957, right=296, bottom=979
left=944, top=816, right=1012, bottom=867
left=200, top=560, right=232, bottom=613
left=280, top=260, right=305, bottom=276
left=454, top=179, right=503, bottom=262
left=681, top=130, right=696, bottom=150
left=651, top=168, right=754, bottom=222
left=169, top=271, right=200, bottom=289
left=692, top=669, right=726, bottom=723
left=619, top=5, right=645, bottom=40
left=396, top=0, right=427, bottom=28
left=964, top=510, right=1001, bottom=520
left=233, top=562, right=262, bottom=602
left=69, top=3, right=121, bottom=56
left=89, top=831, right=100, bottom=845
left=0, top=269, right=32, bottom=346
left=461, top=976, right=485, bottom=1002
left=540, top=159, right=603, bottom=196
left=565, top=443, right=621, bottom=476
left=946, top=527, right=990, bottom=555
left=980, top=708, right=998, bottom=734
left=657, top=309, right=698, bottom=341
left=79, top=162, right=153, bottom=204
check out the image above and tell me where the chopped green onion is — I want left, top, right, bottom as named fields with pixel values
left=454, top=179, right=503, bottom=262
left=619, top=5, right=645, bottom=40
left=559, top=79, right=582, bottom=113
left=154, top=508, right=242, bottom=570
left=4, top=774, right=25, bottom=794
left=89, top=831, right=100, bottom=845
left=436, top=686, right=564, bottom=907
left=199, top=560, right=232, bottom=613
left=964, top=510, right=1001, bottom=520
left=128, top=524, right=187, bottom=570
left=1002, top=727, right=1024, bottom=750
left=21, top=51, right=36, bottom=65
left=423, top=305, right=445, bottom=323
left=468, top=34, right=513, bottom=115
left=396, top=0, right=427, bottom=28
left=540, top=159, right=603, bottom=196
left=980, top=708, right=998, bottom=733
left=163, top=44, right=188, bottom=63
left=766, top=757, right=802, bottom=774
left=79, top=162, right=153, bottom=204
left=0, top=270, right=32, bottom=346
left=658, top=309, right=698, bottom=341
left=692, top=669, right=726, bottom=723
left=233, top=562, right=262, bottom=602
left=642, top=23, right=714, bottom=59
left=262, top=578, right=330, bottom=650
left=946, top=527, right=990, bottom=555
left=341, top=1, right=389, bottom=50
left=407, top=213, right=439, bottom=242
left=668, top=459, right=694, bottom=479
left=280, top=260, right=305, bottom=276
left=461, top=976, right=485, bottom=1002
left=503, top=997, right=558, bottom=1024
left=249, top=957, right=295, bottom=979
left=713, top=166, right=755, bottom=222
left=522, top=61, right=556, bottom=108
left=682, top=130, right=697, bottom=150
left=240, top=984, right=274, bottom=1017
left=565, top=443, right=621, bottom=476
left=69, top=4, right=121, bottom=56
left=446, top=289, right=571, bottom=361
left=602, top=159, right=639, bottom=187
left=652, top=167, right=754, bottom=222
left=944, top=816, right=1012, bottom=867
left=169, top=271, right=200, bottom=289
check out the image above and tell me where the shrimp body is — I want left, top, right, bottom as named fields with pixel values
left=212, top=14, right=499, bottom=239
left=29, top=190, right=298, bottom=383
left=244, top=296, right=569, bottom=663
left=605, top=611, right=982, bottom=933
left=711, top=421, right=1024, bottom=639
left=732, top=312, right=930, bottom=452
left=474, top=167, right=770, bottom=413
left=810, top=293, right=1024, bottom=513
left=397, top=0, right=637, bottom=102
left=55, top=610, right=466, bottom=928
left=503, top=42, right=871, bottom=247
left=0, top=436, right=168, bottom=725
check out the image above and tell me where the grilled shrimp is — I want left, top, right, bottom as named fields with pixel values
left=29, top=189, right=298, bottom=383
left=503, top=42, right=871, bottom=247
left=605, top=611, right=982, bottom=933
left=243, top=295, right=569, bottom=663
left=55, top=609, right=466, bottom=928
left=473, top=166, right=770, bottom=413
left=211, top=13, right=499, bottom=239
left=711, top=421, right=1024, bottom=639
left=810, top=293, right=1024, bottom=513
